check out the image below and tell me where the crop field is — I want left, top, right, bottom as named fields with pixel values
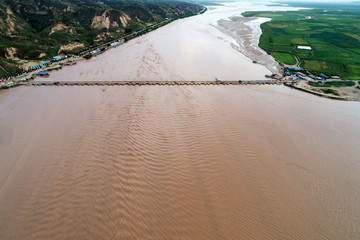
left=243, top=6, right=360, bottom=79
left=272, top=52, right=296, bottom=65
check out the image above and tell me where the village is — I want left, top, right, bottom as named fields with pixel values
left=266, top=66, right=341, bottom=82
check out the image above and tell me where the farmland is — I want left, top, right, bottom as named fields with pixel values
left=243, top=4, right=360, bottom=79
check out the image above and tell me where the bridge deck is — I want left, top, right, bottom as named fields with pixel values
left=27, top=80, right=292, bottom=86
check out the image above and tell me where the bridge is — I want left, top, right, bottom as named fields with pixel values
left=27, top=80, right=294, bottom=86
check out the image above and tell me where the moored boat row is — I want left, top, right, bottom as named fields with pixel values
left=27, top=80, right=287, bottom=86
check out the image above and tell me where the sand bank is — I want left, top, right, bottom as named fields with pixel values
left=216, top=16, right=282, bottom=74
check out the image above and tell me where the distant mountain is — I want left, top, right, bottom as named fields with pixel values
left=0, top=0, right=203, bottom=77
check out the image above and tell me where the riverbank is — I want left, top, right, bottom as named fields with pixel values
left=0, top=0, right=205, bottom=78
left=0, top=7, right=208, bottom=88
left=285, top=80, right=360, bottom=101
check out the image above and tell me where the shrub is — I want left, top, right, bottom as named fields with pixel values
left=322, top=88, right=339, bottom=96
left=309, top=81, right=355, bottom=88
left=0, top=85, right=10, bottom=89
left=83, top=54, right=93, bottom=59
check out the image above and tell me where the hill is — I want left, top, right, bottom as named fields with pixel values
left=0, top=0, right=203, bottom=77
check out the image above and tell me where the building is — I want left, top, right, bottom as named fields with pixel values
left=285, top=66, right=303, bottom=71
left=53, top=54, right=66, bottom=61
left=53, top=56, right=62, bottom=61
left=90, top=49, right=99, bottom=56
left=296, top=72, right=306, bottom=77
left=29, top=61, right=51, bottom=70
left=110, top=38, right=125, bottom=48
left=91, top=46, right=106, bottom=56
left=320, top=73, right=329, bottom=79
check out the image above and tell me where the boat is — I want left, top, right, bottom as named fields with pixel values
left=36, top=72, right=49, bottom=77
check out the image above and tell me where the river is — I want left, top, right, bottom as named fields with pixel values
left=1, top=1, right=360, bottom=240
left=43, top=1, right=300, bottom=82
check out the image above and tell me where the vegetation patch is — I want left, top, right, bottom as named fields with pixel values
left=291, top=38, right=308, bottom=45
left=272, top=52, right=296, bottom=65
left=309, top=81, right=355, bottom=88
left=83, top=54, right=93, bottom=59
left=321, top=88, right=339, bottom=96
left=0, top=85, right=10, bottom=89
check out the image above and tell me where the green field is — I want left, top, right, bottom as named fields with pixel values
left=272, top=52, right=296, bottom=65
left=243, top=6, right=360, bottom=79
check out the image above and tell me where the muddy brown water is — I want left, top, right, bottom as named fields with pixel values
left=1, top=85, right=360, bottom=239
left=2, top=2, right=360, bottom=239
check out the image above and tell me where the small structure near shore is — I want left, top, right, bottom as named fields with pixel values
left=64, top=61, right=77, bottom=66
left=53, top=54, right=66, bottom=61
left=36, top=72, right=49, bottom=77
left=110, top=38, right=125, bottom=48
left=265, top=73, right=280, bottom=79
left=90, top=46, right=106, bottom=56
left=320, top=73, right=329, bottom=79
left=285, top=66, right=303, bottom=71
left=297, top=45, right=312, bottom=50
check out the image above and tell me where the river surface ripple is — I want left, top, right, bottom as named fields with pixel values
left=0, top=85, right=360, bottom=239
left=1, top=1, right=360, bottom=239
